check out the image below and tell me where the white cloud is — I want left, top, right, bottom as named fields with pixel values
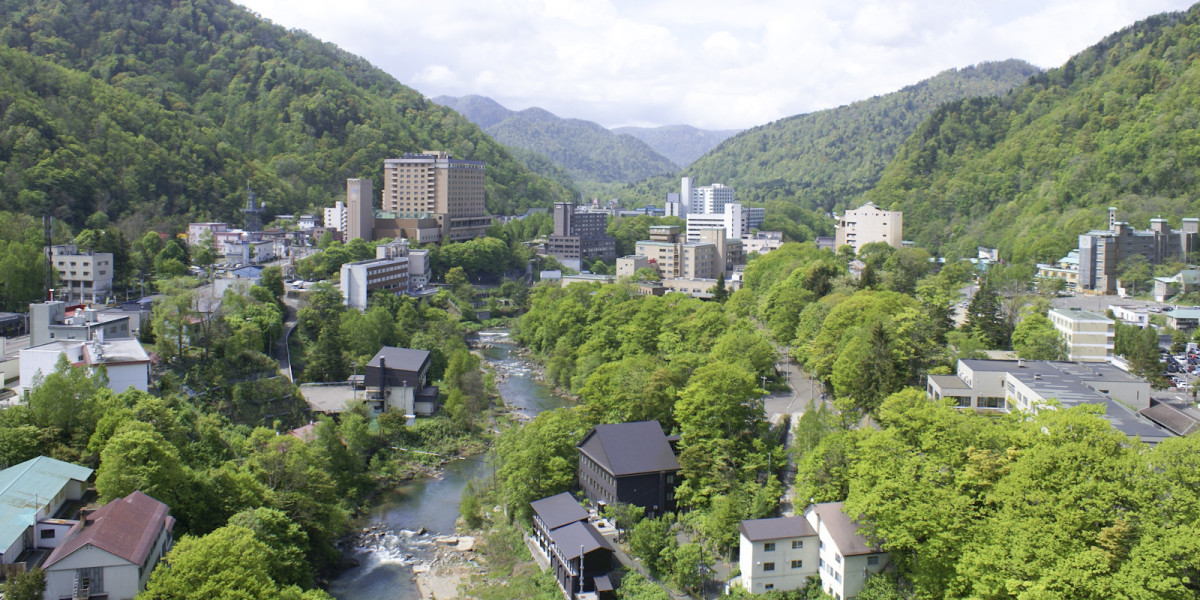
left=235, top=0, right=1196, bottom=129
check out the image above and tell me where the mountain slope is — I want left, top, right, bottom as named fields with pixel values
left=0, top=0, right=571, bottom=228
left=685, top=60, right=1040, bottom=209
left=611, top=124, right=740, bottom=168
left=864, top=8, right=1200, bottom=263
left=436, top=95, right=678, bottom=184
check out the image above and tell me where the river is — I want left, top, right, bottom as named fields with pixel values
left=327, top=330, right=568, bottom=599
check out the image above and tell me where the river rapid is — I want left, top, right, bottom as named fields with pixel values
left=327, top=330, right=568, bottom=599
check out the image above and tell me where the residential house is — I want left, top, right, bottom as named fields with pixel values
left=1153, top=269, right=1200, bottom=302
left=41, top=491, right=175, bottom=600
left=529, top=492, right=615, bottom=600
left=806, top=503, right=889, bottom=600
left=0, top=457, right=93, bottom=566
left=576, top=421, right=680, bottom=517
left=363, top=347, right=439, bottom=416
left=1164, top=308, right=1200, bottom=332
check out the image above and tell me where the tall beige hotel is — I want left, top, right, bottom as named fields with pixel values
left=382, top=152, right=492, bottom=243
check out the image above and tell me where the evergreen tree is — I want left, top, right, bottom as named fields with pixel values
left=964, top=277, right=1010, bottom=349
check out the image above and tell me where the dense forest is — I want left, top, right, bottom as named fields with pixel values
left=611, top=124, right=740, bottom=168
left=0, top=0, right=571, bottom=231
left=685, top=60, right=1040, bottom=210
left=864, top=7, right=1200, bottom=262
left=436, top=95, right=679, bottom=184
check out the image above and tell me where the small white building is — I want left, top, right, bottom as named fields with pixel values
left=19, top=338, right=151, bottom=397
left=0, top=456, right=93, bottom=565
left=324, top=201, right=348, bottom=233
left=42, top=491, right=175, bottom=600
left=738, top=503, right=888, bottom=600
left=49, top=245, right=114, bottom=304
left=834, top=202, right=903, bottom=253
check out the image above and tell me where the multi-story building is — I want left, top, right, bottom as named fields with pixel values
left=20, top=337, right=151, bottom=397
left=347, top=178, right=375, bottom=242
left=29, top=301, right=130, bottom=348
left=1078, top=208, right=1199, bottom=294
left=49, top=245, right=113, bottom=303
left=324, top=201, right=348, bottom=233
left=635, top=227, right=741, bottom=281
left=0, top=456, right=93, bottom=566
left=738, top=503, right=888, bottom=599
left=546, top=202, right=617, bottom=270
left=408, top=249, right=431, bottom=290
left=340, top=256, right=409, bottom=311
left=187, top=222, right=228, bottom=247
left=616, top=255, right=650, bottom=278
left=529, top=493, right=615, bottom=600
left=1036, top=250, right=1081, bottom=291
left=688, top=182, right=735, bottom=215
left=834, top=202, right=903, bottom=253
left=382, top=152, right=491, bottom=243
left=577, top=420, right=680, bottom=518
left=926, top=359, right=1171, bottom=445
left=1048, top=308, right=1114, bottom=363
left=363, top=347, right=440, bottom=416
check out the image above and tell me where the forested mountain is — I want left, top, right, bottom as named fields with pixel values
left=685, top=60, right=1040, bottom=208
left=865, top=7, right=1200, bottom=264
left=436, top=95, right=678, bottom=184
left=609, top=124, right=740, bottom=167
left=0, top=0, right=571, bottom=231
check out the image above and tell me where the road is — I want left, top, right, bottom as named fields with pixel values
left=275, top=295, right=300, bottom=380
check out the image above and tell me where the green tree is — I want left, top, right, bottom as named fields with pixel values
left=711, top=272, right=729, bottom=303
left=95, top=424, right=192, bottom=527
left=4, top=567, right=45, bottom=600
left=27, top=355, right=107, bottom=447
left=260, top=266, right=285, bottom=303
left=227, top=508, right=313, bottom=588
left=963, top=277, right=1009, bottom=349
left=151, top=276, right=200, bottom=362
left=1118, top=254, right=1152, bottom=295
left=1011, top=308, right=1067, bottom=360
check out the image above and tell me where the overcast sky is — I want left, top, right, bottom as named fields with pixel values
left=235, top=0, right=1195, bottom=130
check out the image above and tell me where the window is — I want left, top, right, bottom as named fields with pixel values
left=763, top=542, right=775, bottom=552
left=868, top=555, right=880, bottom=566
left=835, top=553, right=842, bottom=564
left=791, top=560, right=803, bottom=569
left=764, top=584, right=774, bottom=590
left=819, top=558, right=825, bottom=568
left=763, top=562, right=775, bottom=572
left=792, top=540, right=803, bottom=549
left=819, top=540, right=825, bottom=551
left=40, top=529, right=56, bottom=539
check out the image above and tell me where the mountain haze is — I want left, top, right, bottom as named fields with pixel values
left=685, top=59, right=1041, bottom=209
left=436, top=95, right=678, bottom=184
left=610, top=124, right=740, bottom=167
left=865, top=7, right=1200, bottom=263
left=0, top=0, right=571, bottom=229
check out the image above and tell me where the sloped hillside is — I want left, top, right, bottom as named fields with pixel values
left=865, top=8, right=1200, bottom=262
left=610, top=124, right=740, bottom=167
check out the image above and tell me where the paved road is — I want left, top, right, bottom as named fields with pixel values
left=276, top=296, right=300, bottom=381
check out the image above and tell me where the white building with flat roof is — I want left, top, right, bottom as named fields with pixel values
left=835, top=202, right=902, bottom=253
left=1048, top=308, right=1114, bottom=363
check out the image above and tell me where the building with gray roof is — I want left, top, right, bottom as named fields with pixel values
left=529, top=492, right=614, bottom=600
left=577, top=421, right=680, bottom=517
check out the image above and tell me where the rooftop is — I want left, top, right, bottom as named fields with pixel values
left=739, top=515, right=815, bottom=542
left=367, top=347, right=431, bottom=373
left=1139, top=398, right=1200, bottom=436
left=577, top=421, right=680, bottom=477
left=44, top=491, right=173, bottom=568
left=808, top=502, right=878, bottom=556
left=548, top=520, right=610, bottom=560
left=530, top=492, right=589, bottom=531
left=0, top=457, right=93, bottom=555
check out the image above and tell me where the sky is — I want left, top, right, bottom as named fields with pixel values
left=234, top=0, right=1196, bottom=130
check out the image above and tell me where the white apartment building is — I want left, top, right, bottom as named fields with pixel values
left=686, top=203, right=746, bottom=242
left=739, top=503, right=888, bottom=600
left=340, top=256, right=409, bottom=310
left=834, top=202, right=903, bottom=253
left=1048, top=308, right=1114, bottom=362
left=50, top=245, right=113, bottom=303
left=324, top=202, right=348, bottom=233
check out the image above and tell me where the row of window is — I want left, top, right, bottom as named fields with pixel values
left=760, top=560, right=804, bottom=571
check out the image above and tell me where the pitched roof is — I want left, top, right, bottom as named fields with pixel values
left=577, top=421, right=680, bottom=477
left=548, top=520, right=611, bottom=560
left=739, top=515, right=816, bottom=542
left=367, top=347, right=431, bottom=373
left=1140, top=401, right=1200, bottom=436
left=44, top=491, right=174, bottom=568
left=530, top=492, right=589, bottom=531
left=807, top=502, right=878, bottom=556
left=0, top=457, right=93, bottom=555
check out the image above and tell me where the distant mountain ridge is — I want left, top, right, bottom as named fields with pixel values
left=685, top=59, right=1042, bottom=209
left=435, top=95, right=679, bottom=184
left=611, top=124, right=740, bottom=167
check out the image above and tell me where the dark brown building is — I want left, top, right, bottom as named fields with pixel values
left=577, top=420, right=680, bottom=517
left=530, top=492, right=615, bottom=600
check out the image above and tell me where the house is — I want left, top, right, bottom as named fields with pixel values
left=576, top=421, right=680, bottom=517
left=364, top=347, right=440, bottom=416
left=1164, top=308, right=1200, bottom=332
left=738, top=515, right=818, bottom=594
left=0, top=456, right=93, bottom=566
left=737, top=503, right=888, bottom=600
left=529, top=493, right=615, bottom=600
left=1153, top=269, right=1200, bottom=302
left=41, top=491, right=175, bottom=600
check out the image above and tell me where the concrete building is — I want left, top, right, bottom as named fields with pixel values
left=1164, top=308, right=1200, bottom=332
left=688, top=182, right=735, bottom=215
left=0, top=456, right=92, bottom=565
left=340, top=256, right=409, bottom=311
left=1048, top=308, right=1115, bottom=363
left=1154, top=269, right=1200, bottom=302
left=346, top=178, right=374, bottom=242
left=297, top=214, right=319, bottom=230
left=926, top=359, right=1171, bottom=445
left=686, top=203, right=744, bottom=242
left=42, top=491, right=174, bottom=600
left=324, top=201, right=348, bottom=233
left=29, top=302, right=130, bottom=348
left=363, top=347, right=439, bottom=416
left=616, top=255, right=650, bottom=278
left=835, top=202, right=902, bottom=253
left=1036, top=250, right=1081, bottom=291
left=738, top=503, right=888, bottom=599
left=187, top=222, right=228, bottom=247
left=408, top=249, right=431, bottom=290
left=546, top=202, right=617, bottom=270
left=382, top=152, right=491, bottom=243
left=577, top=420, right=680, bottom=517
left=634, top=227, right=740, bottom=282
left=1109, top=305, right=1151, bottom=328
left=49, top=245, right=113, bottom=303
left=19, top=337, right=151, bottom=397
left=1078, top=208, right=1199, bottom=294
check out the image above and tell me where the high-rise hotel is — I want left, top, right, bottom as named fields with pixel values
left=382, top=152, right=492, bottom=243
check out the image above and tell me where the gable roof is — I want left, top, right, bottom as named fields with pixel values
left=548, top=520, right=611, bottom=560
left=0, top=457, right=93, bottom=555
left=806, top=502, right=879, bottom=557
left=367, top=347, right=431, bottom=373
left=739, top=515, right=816, bottom=542
left=577, top=421, right=680, bottom=477
left=44, top=491, right=174, bottom=568
left=530, top=492, right=589, bottom=531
